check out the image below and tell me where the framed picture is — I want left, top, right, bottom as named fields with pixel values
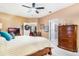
left=43, top=24, right=49, bottom=32
left=40, top=24, right=44, bottom=29
left=40, top=24, right=49, bottom=32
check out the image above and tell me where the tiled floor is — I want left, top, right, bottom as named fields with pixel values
left=51, top=44, right=79, bottom=56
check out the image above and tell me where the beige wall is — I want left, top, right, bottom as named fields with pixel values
left=39, top=4, right=79, bottom=49
left=0, top=12, right=38, bottom=33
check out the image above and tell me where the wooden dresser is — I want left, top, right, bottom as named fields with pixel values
left=58, top=25, right=77, bottom=52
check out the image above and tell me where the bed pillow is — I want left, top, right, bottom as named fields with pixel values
left=0, top=32, right=13, bottom=41
left=0, top=37, right=7, bottom=47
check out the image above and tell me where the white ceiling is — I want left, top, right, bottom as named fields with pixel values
left=0, top=3, right=74, bottom=18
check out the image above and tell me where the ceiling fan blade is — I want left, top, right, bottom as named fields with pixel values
left=36, top=7, right=44, bottom=9
left=36, top=10, right=39, bottom=14
left=32, top=3, right=35, bottom=7
left=22, top=5, right=31, bottom=8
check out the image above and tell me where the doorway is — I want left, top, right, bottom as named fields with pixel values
left=49, top=19, right=59, bottom=46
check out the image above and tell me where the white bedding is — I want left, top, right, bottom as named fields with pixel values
left=0, top=36, right=51, bottom=56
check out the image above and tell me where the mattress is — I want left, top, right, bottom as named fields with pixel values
left=0, top=36, right=51, bottom=56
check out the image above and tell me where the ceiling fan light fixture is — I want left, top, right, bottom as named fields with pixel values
left=32, top=3, right=35, bottom=7
left=22, top=3, right=45, bottom=14
left=36, top=7, right=44, bottom=9
left=36, top=10, right=39, bottom=14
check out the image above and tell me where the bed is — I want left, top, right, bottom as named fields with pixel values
left=0, top=36, right=52, bottom=56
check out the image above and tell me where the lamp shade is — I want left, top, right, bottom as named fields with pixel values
left=0, top=23, right=2, bottom=29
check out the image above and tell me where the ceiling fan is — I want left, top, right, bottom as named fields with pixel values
left=22, top=3, right=45, bottom=14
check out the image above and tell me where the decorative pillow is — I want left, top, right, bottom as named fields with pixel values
left=0, top=32, right=13, bottom=41
left=10, top=32, right=15, bottom=39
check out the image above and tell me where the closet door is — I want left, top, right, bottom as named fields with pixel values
left=58, top=25, right=77, bottom=52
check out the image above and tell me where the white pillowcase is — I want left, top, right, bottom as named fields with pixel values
left=0, top=37, right=8, bottom=55
left=0, top=37, right=7, bottom=47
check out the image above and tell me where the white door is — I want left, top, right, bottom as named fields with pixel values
left=49, top=19, right=59, bottom=46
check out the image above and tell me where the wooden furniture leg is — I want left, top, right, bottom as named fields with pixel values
left=48, top=48, right=52, bottom=55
